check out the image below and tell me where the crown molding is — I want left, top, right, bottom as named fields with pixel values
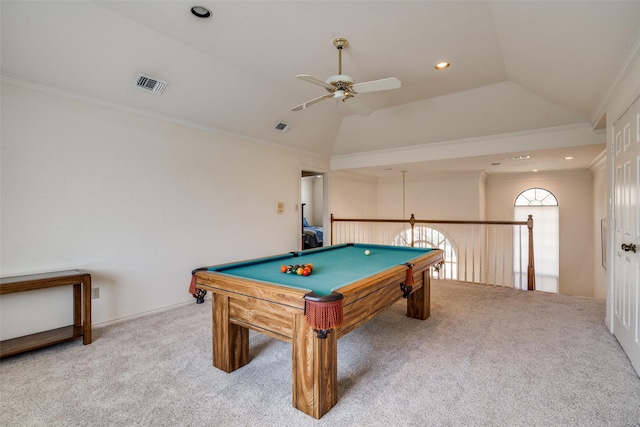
left=485, top=168, right=593, bottom=182
left=592, top=32, right=640, bottom=127
left=588, top=148, right=607, bottom=174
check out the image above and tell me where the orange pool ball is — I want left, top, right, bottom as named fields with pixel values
left=280, top=265, right=287, bottom=273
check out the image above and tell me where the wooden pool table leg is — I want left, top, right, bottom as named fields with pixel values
left=291, top=313, right=338, bottom=419
left=211, top=293, right=249, bottom=372
left=406, top=269, right=430, bottom=320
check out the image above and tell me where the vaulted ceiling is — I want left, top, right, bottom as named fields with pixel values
left=2, top=1, right=640, bottom=175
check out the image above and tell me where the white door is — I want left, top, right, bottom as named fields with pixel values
left=612, top=94, right=640, bottom=375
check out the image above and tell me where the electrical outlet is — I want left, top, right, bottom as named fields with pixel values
left=91, top=287, right=100, bottom=299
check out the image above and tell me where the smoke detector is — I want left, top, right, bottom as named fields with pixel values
left=133, top=73, right=168, bottom=95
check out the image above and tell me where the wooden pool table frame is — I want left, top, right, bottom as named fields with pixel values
left=194, top=248, right=443, bottom=419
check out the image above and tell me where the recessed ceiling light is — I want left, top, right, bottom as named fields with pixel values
left=532, top=169, right=539, bottom=172
left=564, top=156, right=574, bottom=160
left=435, top=62, right=450, bottom=70
left=191, top=6, right=211, bottom=18
left=510, top=155, right=530, bottom=160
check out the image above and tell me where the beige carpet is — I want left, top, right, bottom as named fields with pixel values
left=1, top=280, right=639, bottom=426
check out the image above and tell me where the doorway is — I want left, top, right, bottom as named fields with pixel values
left=301, top=170, right=325, bottom=250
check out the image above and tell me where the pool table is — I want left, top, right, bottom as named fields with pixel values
left=193, top=243, right=443, bottom=419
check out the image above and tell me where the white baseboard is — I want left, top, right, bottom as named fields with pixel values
left=92, top=294, right=211, bottom=329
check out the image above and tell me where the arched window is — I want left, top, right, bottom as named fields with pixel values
left=515, top=188, right=558, bottom=206
left=514, top=188, right=559, bottom=292
left=393, top=226, right=458, bottom=279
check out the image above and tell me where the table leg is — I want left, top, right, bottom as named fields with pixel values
left=212, top=293, right=249, bottom=372
left=291, top=313, right=338, bottom=419
left=73, top=283, right=82, bottom=328
left=406, top=269, right=430, bottom=320
left=82, top=276, right=92, bottom=344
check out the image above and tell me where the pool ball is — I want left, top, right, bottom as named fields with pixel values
left=280, top=265, right=287, bottom=273
left=365, top=250, right=371, bottom=256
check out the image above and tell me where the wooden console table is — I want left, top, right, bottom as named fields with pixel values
left=0, top=270, right=92, bottom=358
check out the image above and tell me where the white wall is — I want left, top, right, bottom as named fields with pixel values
left=486, top=170, right=595, bottom=297
left=376, top=171, right=485, bottom=220
left=0, top=83, right=329, bottom=339
left=312, top=176, right=323, bottom=226
left=301, top=176, right=315, bottom=225
left=330, top=171, right=378, bottom=219
left=300, top=175, right=324, bottom=227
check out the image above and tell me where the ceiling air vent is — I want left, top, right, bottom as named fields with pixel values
left=133, top=73, right=167, bottom=95
left=273, top=122, right=291, bottom=132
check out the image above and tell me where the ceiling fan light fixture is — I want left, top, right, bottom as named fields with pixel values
left=191, top=6, right=211, bottom=18
left=435, top=62, right=450, bottom=70
left=333, top=89, right=346, bottom=100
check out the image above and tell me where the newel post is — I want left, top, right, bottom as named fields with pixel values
left=410, top=214, right=416, bottom=247
left=330, top=213, right=334, bottom=245
left=527, top=215, right=536, bottom=291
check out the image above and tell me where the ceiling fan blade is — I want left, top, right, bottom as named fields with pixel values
left=350, top=77, right=401, bottom=94
left=344, top=96, right=373, bottom=116
left=296, top=74, right=335, bottom=91
left=291, top=93, right=333, bottom=112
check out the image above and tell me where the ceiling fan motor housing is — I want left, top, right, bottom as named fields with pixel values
left=325, top=74, right=355, bottom=92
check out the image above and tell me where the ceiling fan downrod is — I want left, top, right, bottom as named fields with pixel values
left=333, top=38, right=348, bottom=75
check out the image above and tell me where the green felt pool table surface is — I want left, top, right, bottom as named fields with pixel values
left=207, top=243, right=434, bottom=296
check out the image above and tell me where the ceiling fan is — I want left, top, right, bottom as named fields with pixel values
left=291, top=38, right=401, bottom=116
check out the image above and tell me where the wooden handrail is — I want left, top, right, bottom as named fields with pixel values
left=331, top=214, right=530, bottom=226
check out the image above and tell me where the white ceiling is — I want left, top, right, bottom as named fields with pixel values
left=2, top=1, right=639, bottom=176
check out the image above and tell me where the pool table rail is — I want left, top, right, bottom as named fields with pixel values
left=196, top=272, right=307, bottom=343
left=195, top=272, right=308, bottom=310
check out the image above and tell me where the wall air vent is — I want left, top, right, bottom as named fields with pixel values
left=273, top=122, right=291, bottom=132
left=133, top=73, right=167, bottom=95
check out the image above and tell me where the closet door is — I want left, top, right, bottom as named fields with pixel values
left=612, top=94, right=640, bottom=375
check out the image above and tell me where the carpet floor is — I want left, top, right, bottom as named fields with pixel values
left=1, top=280, right=639, bottom=426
